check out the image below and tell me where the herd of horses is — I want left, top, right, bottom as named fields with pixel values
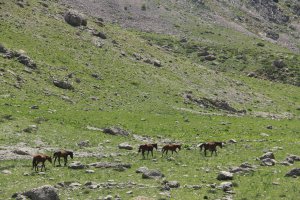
left=32, top=142, right=223, bottom=171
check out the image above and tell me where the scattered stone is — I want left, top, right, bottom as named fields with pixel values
left=31, top=105, right=39, bottom=109
left=92, top=31, right=107, bottom=39
left=77, top=140, right=90, bottom=148
left=133, top=196, right=154, bottom=200
left=247, top=72, right=257, bottom=78
left=286, top=155, right=300, bottom=162
left=17, top=54, right=37, bottom=69
left=285, top=168, right=300, bottom=177
left=166, top=181, right=180, bottom=188
left=20, top=185, right=59, bottom=200
left=217, top=171, right=233, bottom=181
left=273, top=59, right=286, bottom=68
left=259, top=152, right=275, bottom=160
left=266, top=31, right=279, bottom=40
left=89, top=162, right=131, bottom=169
left=1, top=170, right=12, bottom=174
left=64, top=10, right=87, bottom=27
left=23, top=125, right=38, bottom=133
left=218, top=182, right=233, bottom=191
left=153, top=59, right=162, bottom=67
left=227, top=139, right=237, bottom=144
left=266, top=125, right=273, bottom=129
left=261, top=158, right=276, bottom=166
left=69, top=182, right=81, bottom=188
left=0, top=43, right=7, bottom=53
left=136, top=167, right=149, bottom=174
left=142, top=169, right=164, bottom=179
left=103, top=127, right=130, bottom=136
left=118, top=142, right=133, bottom=150
left=53, top=80, right=74, bottom=90
left=204, top=54, right=216, bottom=61
left=12, top=149, right=30, bottom=155
left=260, top=133, right=269, bottom=137
left=104, top=195, right=113, bottom=200
left=126, top=190, right=133, bottom=194
left=85, top=170, right=95, bottom=174
left=68, top=161, right=85, bottom=169
left=133, top=53, right=142, bottom=60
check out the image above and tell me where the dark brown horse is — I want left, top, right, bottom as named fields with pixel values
left=162, top=144, right=181, bottom=156
left=138, top=143, right=158, bottom=158
left=199, top=142, right=223, bottom=156
left=32, top=154, right=52, bottom=172
left=53, top=150, right=73, bottom=166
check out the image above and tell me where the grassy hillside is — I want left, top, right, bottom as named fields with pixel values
left=0, top=0, right=299, bottom=200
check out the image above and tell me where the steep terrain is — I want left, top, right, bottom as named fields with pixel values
left=0, top=0, right=299, bottom=199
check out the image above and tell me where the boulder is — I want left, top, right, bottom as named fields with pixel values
left=68, top=161, right=85, bottom=169
left=218, top=182, right=233, bottom=191
left=136, top=166, right=149, bottom=174
left=166, top=181, right=180, bottom=188
left=259, top=152, right=275, bottom=160
left=17, top=54, right=37, bottom=69
left=217, top=171, right=233, bottom=180
left=64, top=10, right=87, bottom=27
left=285, top=168, right=300, bottom=177
left=103, top=127, right=130, bottom=136
left=53, top=80, right=74, bottom=90
left=118, top=142, right=133, bottom=150
left=260, top=158, right=276, bottom=166
left=142, top=169, right=164, bottom=179
left=20, top=185, right=59, bottom=200
left=153, top=59, right=162, bottom=67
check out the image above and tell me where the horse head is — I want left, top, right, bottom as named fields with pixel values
left=47, top=156, right=52, bottom=163
left=69, top=151, right=74, bottom=159
left=152, top=143, right=158, bottom=150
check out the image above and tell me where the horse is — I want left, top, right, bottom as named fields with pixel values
left=138, top=143, right=158, bottom=159
left=53, top=150, right=73, bottom=166
left=32, top=154, right=52, bottom=172
left=199, top=142, right=223, bottom=156
left=162, top=144, right=181, bottom=156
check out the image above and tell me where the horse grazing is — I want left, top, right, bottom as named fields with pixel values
left=199, top=142, right=223, bottom=156
left=162, top=144, right=181, bottom=156
left=138, top=143, right=158, bottom=159
left=53, top=150, right=73, bottom=166
left=32, top=154, right=52, bottom=172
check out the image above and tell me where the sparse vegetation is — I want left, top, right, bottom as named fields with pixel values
left=0, top=0, right=299, bottom=199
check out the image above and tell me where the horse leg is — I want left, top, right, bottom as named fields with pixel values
left=204, top=149, right=207, bottom=157
left=53, top=156, right=56, bottom=166
left=64, top=157, right=67, bottom=166
left=58, top=157, right=61, bottom=166
left=151, top=150, right=153, bottom=157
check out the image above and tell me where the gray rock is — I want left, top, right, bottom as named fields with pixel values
left=136, top=167, right=149, bottom=174
left=64, top=10, right=87, bottom=27
left=21, top=185, right=59, bottom=200
left=217, top=171, right=233, bottom=181
left=85, top=170, right=95, bottom=173
left=17, top=54, right=37, bottom=69
left=266, top=31, right=279, bottom=40
left=219, top=182, right=233, bottom=191
left=1, top=170, right=12, bottom=174
left=153, top=59, right=162, bottom=67
left=53, top=80, right=74, bottom=90
left=23, top=125, right=38, bottom=133
left=89, top=162, right=131, bottom=169
left=166, top=181, right=180, bottom=188
left=92, top=31, right=107, bottom=39
left=204, top=54, right=216, bottom=61
left=261, top=158, right=276, bottom=166
left=103, top=127, right=130, bottom=136
left=118, top=142, right=133, bottom=150
left=227, top=139, right=237, bottom=144
left=142, top=169, right=164, bottom=179
left=0, top=43, right=8, bottom=53
left=68, top=161, right=85, bottom=169
left=77, top=140, right=90, bottom=148
left=285, top=168, right=300, bottom=177
left=259, top=152, right=275, bottom=160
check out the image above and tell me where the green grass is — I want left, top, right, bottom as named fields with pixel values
left=0, top=0, right=300, bottom=199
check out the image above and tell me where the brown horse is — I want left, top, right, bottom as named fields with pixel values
left=53, top=150, right=73, bottom=166
left=32, top=154, right=52, bottom=172
left=162, top=144, right=181, bottom=156
left=199, top=142, right=223, bottom=156
left=138, top=143, right=158, bottom=159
